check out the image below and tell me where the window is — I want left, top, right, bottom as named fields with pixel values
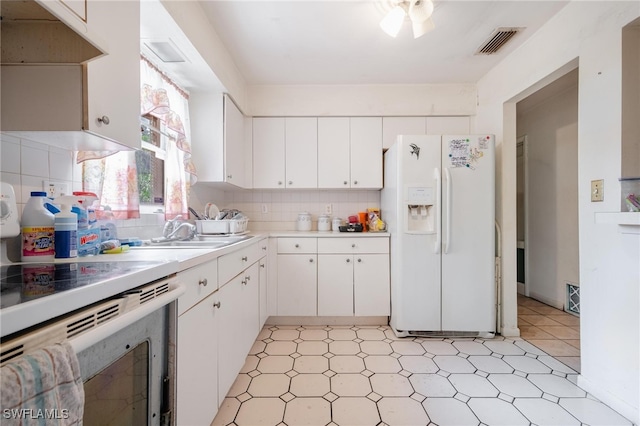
left=137, top=115, right=165, bottom=206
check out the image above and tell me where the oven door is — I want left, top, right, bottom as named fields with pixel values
left=77, top=304, right=171, bottom=425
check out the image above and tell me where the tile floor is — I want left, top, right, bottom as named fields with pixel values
left=517, top=294, right=581, bottom=373
left=212, top=324, right=632, bottom=426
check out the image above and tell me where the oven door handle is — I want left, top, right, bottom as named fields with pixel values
left=69, top=283, right=186, bottom=354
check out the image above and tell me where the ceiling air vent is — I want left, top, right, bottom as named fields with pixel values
left=475, top=27, right=524, bottom=55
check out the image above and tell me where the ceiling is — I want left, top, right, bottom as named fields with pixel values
left=196, top=0, right=570, bottom=86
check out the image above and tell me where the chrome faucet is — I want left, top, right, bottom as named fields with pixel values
left=152, top=215, right=197, bottom=243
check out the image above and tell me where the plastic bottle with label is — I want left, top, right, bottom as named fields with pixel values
left=21, top=191, right=55, bottom=262
left=54, top=204, right=78, bottom=259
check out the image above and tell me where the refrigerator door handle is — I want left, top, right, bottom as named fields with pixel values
left=434, top=168, right=441, bottom=254
left=444, top=167, right=452, bottom=254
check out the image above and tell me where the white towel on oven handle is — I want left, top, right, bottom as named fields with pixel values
left=1, top=341, right=84, bottom=425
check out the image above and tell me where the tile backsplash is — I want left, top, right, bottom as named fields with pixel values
left=1, top=133, right=382, bottom=242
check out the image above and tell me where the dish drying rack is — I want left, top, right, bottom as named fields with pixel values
left=195, top=217, right=248, bottom=235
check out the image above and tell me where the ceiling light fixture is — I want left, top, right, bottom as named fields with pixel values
left=380, top=0, right=435, bottom=39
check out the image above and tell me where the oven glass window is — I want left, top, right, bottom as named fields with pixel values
left=83, top=341, right=149, bottom=425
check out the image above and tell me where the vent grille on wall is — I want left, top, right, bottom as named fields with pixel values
left=475, top=27, right=524, bottom=55
left=566, top=283, right=580, bottom=316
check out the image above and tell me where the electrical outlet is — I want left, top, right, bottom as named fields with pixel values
left=325, top=203, right=332, bottom=215
left=261, top=204, right=268, bottom=214
left=43, top=180, right=69, bottom=198
left=591, top=179, right=604, bottom=202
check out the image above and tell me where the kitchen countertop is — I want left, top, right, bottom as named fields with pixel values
left=269, top=231, right=390, bottom=237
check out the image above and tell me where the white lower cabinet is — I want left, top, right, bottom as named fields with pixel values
left=176, top=238, right=268, bottom=424
left=277, top=253, right=317, bottom=316
left=277, top=236, right=390, bottom=317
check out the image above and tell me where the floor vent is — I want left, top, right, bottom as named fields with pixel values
left=566, top=283, right=580, bottom=316
left=475, top=27, right=524, bottom=55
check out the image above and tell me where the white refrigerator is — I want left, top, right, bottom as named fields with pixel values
left=381, top=135, right=496, bottom=337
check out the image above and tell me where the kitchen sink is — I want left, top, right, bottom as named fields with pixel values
left=133, top=234, right=254, bottom=249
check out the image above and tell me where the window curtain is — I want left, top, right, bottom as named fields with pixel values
left=77, top=56, right=196, bottom=220
left=140, top=56, right=196, bottom=219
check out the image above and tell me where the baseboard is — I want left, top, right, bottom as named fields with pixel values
left=266, top=316, right=389, bottom=327
left=528, top=290, right=564, bottom=310
left=577, top=375, right=638, bottom=424
left=500, top=325, right=520, bottom=337
left=517, top=282, right=525, bottom=295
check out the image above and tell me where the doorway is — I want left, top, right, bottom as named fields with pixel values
left=515, top=68, right=581, bottom=371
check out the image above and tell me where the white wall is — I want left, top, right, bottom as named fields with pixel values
left=517, top=75, right=579, bottom=309
left=475, top=2, right=640, bottom=422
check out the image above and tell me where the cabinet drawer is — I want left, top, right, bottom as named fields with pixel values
left=177, top=260, right=218, bottom=316
left=219, top=241, right=265, bottom=285
left=317, top=237, right=389, bottom=254
left=277, top=237, right=317, bottom=254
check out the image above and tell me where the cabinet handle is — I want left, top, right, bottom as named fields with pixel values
left=346, top=258, right=351, bottom=263
left=213, top=301, right=221, bottom=309
left=241, top=279, right=246, bottom=285
left=242, top=256, right=248, bottom=261
left=199, top=278, right=208, bottom=287
left=351, top=243, right=356, bottom=248
left=295, top=244, right=300, bottom=248
left=227, top=174, right=233, bottom=179
left=353, top=180, right=358, bottom=185
left=260, top=263, right=265, bottom=268
left=309, top=258, right=314, bottom=263
left=246, top=275, right=251, bottom=281
left=357, top=258, right=362, bottom=263
left=262, top=246, right=267, bottom=251
left=278, top=181, right=283, bottom=186
left=288, top=181, right=293, bottom=185
left=97, top=115, right=110, bottom=125
left=343, top=181, right=348, bottom=185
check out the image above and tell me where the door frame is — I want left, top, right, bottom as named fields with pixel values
left=516, top=135, right=530, bottom=297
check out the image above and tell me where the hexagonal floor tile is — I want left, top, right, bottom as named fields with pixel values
left=332, top=397, right=380, bottom=425
left=283, top=397, right=331, bottom=426
left=293, top=355, right=329, bottom=373
left=329, top=341, right=361, bottom=355
left=410, top=374, right=456, bottom=397
left=448, top=374, right=499, bottom=397
left=378, top=397, right=430, bottom=426
left=370, top=374, right=414, bottom=397
left=328, top=329, right=357, bottom=341
left=264, top=341, right=297, bottom=356
left=488, top=373, right=543, bottom=397
left=483, top=340, right=526, bottom=355
left=423, top=397, right=479, bottom=426
left=526, top=374, right=586, bottom=397
left=271, top=329, right=300, bottom=341
left=257, top=355, right=294, bottom=374
left=503, top=355, right=552, bottom=374
left=330, top=355, right=366, bottom=373
left=364, top=355, right=402, bottom=373
left=331, top=373, right=373, bottom=396
left=433, top=355, right=476, bottom=373
left=421, top=340, right=458, bottom=355
left=235, top=397, right=285, bottom=425
left=356, top=328, right=386, bottom=340
left=391, top=340, right=425, bottom=355
left=297, top=341, right=329, bottom=355
left=514, top=398, right=580, bottom=425
left=290, top=374, right=331, bottom=397
left=467, top=397, right=529, bottom=425
left=399, top=356, right=439, bottom=374
left=360, top=341, right=393, bottom=355
left=247, top=374, right=291, bottom=397
left=212, top=398, right=241, bottom=426
left=467, top=355, right=514, bottom=373
left=453, top=341, right=492, bottom=355
left=300, top=329, right=329, bottom=341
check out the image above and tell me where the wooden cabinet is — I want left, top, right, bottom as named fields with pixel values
left=253, top=117, right=317, bottom=189
left=276, top=238, right=318, bottom=316
left=318, top=117, right=383, bottom=189
left=84, top=0, right=140, bottom=149
left=317, top=237, right=390, bottom=316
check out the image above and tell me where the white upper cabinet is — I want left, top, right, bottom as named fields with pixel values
left=224, top=95, right=247, bottom=187
left=350, top=117, right=382, bottom=189
left=318, top=117, right=351, bottom=188
left=253, top=117, right=286, bottom=188
left=285, top=118, right=318, bottom=188
left=84, top=0, right=140, bottom=149
left=382, top=117, right=426, bottom=149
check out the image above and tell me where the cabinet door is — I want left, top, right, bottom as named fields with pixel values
left=285, top=118, right=317, bottom=188
left=224, top=95, right=246, bottom=187
left=350, top=117, right=382, bottom=189
left=318, top=255, right=354, bottom=316
left=318, top=117, right=350, bottom=188
left=253, top=118, right=285, bottom=188
left=354, top=254, right=390, bottom=316
left=259, top=257, right=268, bottom=328
left=240, top=262, right=261, bottom=354
left=217, top=275, right=245, bottom=405
left=382, top=117, right=426, bottom=149
left=177, top=292, right=220, bottom=425
left=277, top=255, right=317, bottom=316
left=84, top=0, right=140, bottom=149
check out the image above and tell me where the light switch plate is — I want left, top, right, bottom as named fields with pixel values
left=591, top=179, right=604, bottom=202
